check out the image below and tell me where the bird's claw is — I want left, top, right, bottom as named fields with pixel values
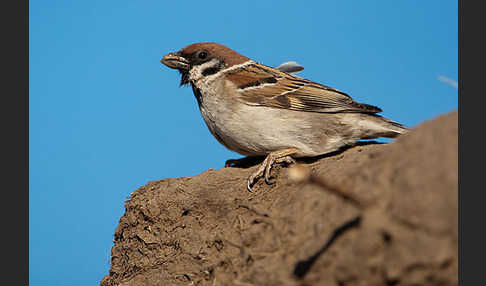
left=246, top=154, right=296, bottom=192
left=247, top=179, right=254, bottom=192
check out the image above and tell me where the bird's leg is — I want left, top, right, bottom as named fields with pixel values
left=265, top=156, right=296, bottom=184
left=247, top=148, right=300, bottom=192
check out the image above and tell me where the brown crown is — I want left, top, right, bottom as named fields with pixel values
left=179, top=42, right=250, bottom=67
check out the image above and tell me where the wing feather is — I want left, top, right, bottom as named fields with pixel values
left=227, top=63, right=382, bottom=114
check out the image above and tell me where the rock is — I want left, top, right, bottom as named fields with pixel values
left=101, top=111, right=458, bottom=286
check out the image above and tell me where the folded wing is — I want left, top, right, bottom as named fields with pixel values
left=229, top=63, right=382, bottom=114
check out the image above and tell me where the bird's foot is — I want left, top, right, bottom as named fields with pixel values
left=247, top=148, right=299, bottom=192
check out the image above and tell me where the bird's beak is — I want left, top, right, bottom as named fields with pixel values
left=161, top=52, right=189, bottom=71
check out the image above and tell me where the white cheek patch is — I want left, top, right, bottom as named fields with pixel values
left=189, top=58, right=221, bottom=82
left=190, top=60, right=255, bottom=84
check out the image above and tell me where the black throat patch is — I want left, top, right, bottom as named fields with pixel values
left=179, top=70, right=190, bottom=86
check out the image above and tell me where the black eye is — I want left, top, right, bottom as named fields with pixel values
left=198, top=50, right=208, bottom=60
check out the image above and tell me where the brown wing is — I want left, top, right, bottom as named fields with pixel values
left=227, top=62, right=382, bottom=114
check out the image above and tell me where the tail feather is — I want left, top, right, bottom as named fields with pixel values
left=349, top=114, right=408, bottom=139
left=376, top=115, right=408, bottom=138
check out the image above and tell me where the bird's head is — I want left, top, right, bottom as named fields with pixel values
left=161, top=42, right=250, bottom=86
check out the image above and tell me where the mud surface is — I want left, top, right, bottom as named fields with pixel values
left=101, top=111, right=458, bottom=286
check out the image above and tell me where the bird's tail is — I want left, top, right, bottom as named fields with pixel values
left=346, top=113, right=408, bottom=139
left=374, top=115, right=407, bottom=138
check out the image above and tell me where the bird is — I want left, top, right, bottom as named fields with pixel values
left=161, top=42, right=406, bottom=191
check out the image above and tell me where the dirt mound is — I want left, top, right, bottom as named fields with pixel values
left=101, top=111, right=458, bottom=286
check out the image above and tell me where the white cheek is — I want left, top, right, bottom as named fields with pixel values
left=190, top=60, right=256, bottom=85
left=189, top=58, right=221, bottom=82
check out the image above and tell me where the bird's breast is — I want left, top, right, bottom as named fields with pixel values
left=191, top=80, right=265, bottom=156
left=190, top=79, right=331, bottom=157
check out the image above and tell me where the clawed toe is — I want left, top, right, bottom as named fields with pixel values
left=264, top=174, right=276, bottom=185
left=276, top=156, right=296, bottom=165
left=247, top=179, right=254, bottom=192
left=263, top=160, right=276, bottom=185
left=247, top=164, right=265, bottom=192
left=245, top=151, right=298, bottom=192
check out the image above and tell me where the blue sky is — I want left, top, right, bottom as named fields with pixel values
left=29, top=1, right=457, bottom=285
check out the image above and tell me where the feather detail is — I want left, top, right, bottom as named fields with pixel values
left=225, top=62, right=382, bottom=114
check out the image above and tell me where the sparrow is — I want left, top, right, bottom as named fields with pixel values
left=161, top=42, right=406, bottom=191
